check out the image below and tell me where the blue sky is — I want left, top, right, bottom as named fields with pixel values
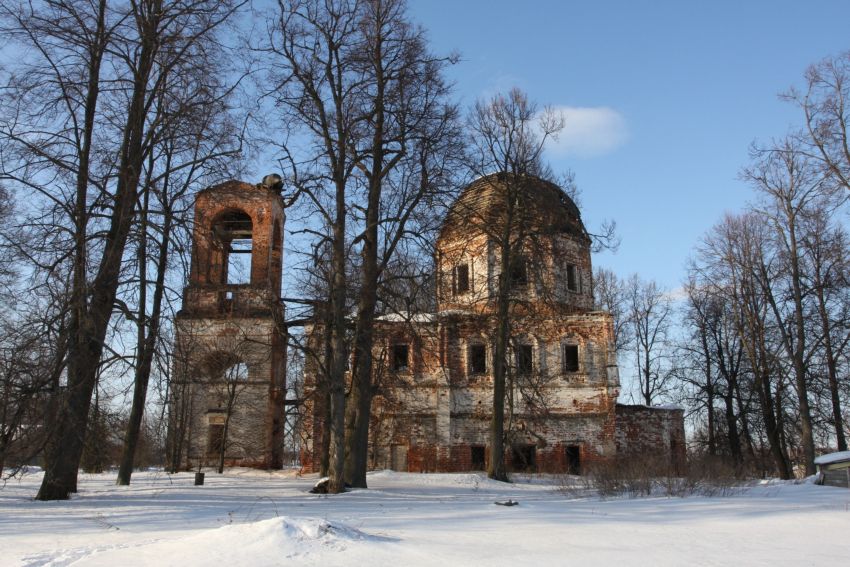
left=409, top=0, right=850, bottom=291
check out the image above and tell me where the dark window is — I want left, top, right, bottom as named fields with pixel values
left=471, top=446, right=486, bottom=470
left=509, top=255, right=528, bottom=286
left=511, top=444, right=536, bottom=472
left=455, top=263, right=470, bottom=294
left=207, top=424, right=224, bottom=455
left=567, top=264, right=578, bottom=292
left=469, top=344, right=487, bottom=374
left=563, top=344, right=579, bottom=372
left=391, top=344, right=409, bottom=371
left=565, top=445, right=581, bottom=475
left=517, top=344, right=533, bottom=375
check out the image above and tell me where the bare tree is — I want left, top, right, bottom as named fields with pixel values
left=785, top=51, right=850, bottom=194
left=677, top=273, right=748, bottom=465
left=465, top=88, right=564, bottom=482
left=0, top=0, right=244, bottom=499
left=342, top=0, right=461, bottom=489
left=261, top=0, right=365, bottom=493
left=744, top=138, right=832, bottom=475
left=625, top=274, right=673, bottom=406
left=262, top=0, right=460, bottom=490
left=115, top=33, right=244, bottom=485
left=700, top=213, right=792, bottom=478
left=799, top=207, right=850, bottom=451
left=593, top=267, right=630, bottom=353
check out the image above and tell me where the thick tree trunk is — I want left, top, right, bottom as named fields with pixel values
left=814, top=286, right=847, bottom=451
left=755, top=361, right=791, bottom=479
left=38, top=3, right=159, bottom=500
left=344, top=281, right=377, bottom=487
left=320, top=386, right=332, bottom=478
left=787, top=228, right=816, bottom=475
left=489, top=210, right=514, bottom=483
left=327, top=170, right=349, bottom=494
left=700, top=325, right=716, bottom=456
left=344, top=106, right=384, bottom=488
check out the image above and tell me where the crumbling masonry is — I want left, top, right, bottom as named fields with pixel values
left=171, top=180, right=287, bottom=470
left=301, top=173, right=686, bottom=473
left=172, top=174, right=685, bottom=473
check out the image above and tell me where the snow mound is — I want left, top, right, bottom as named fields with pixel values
left=38, top=517, right=381, bottom=567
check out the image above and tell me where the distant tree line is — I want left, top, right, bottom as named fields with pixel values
left=594, top=52, right=850, bottom=479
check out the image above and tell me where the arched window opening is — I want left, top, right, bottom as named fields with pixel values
left=224, top=361, right=249, bottom=383
left=213, top=210, right=253, bottom=285
left=203, top=352, right=249, bottom=386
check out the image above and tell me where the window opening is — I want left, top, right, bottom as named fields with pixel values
left=509, top=255, right=528, bottom=287
left=511, top=444, right=536, bottom=472
left=469, top=344, right=487, bottom=374
left=565, top=445, right=581, bottom=475
left=567, top=264, right=578, bottom=292
left=207, top=424, right=224, bottom=455
left=517, top=344, right=533, bottom=375
left=392, top=344, right=409, bottom=372
left=471, top=446, right=486, bottom=470
left=224, top=361, right=249, bottom=383
left=213, top=210, right=253, bottom=285
left=563, top=344, right=579, bottom=373
left=454, top=263, right=470, bottom=294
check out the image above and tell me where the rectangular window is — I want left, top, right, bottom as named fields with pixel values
left=471, top=446, right=486, bottom=470
left=454, top=263, right=470, bottom=294
left=468, top=344, right=487, bottom=374
left=565, top=445, right=582, bottom=475
left=509, top=255, right=528, bottom=286
left=517, top=344, right=533, bottom=375
left=207, top=424, right=224, bottom=455
left=567, top=264, right=578, bottom=292
left=563, top=344, right=579, bottom=372
left=511, top=444, right=536, bottom=472
left=391, top=344, right=409, bottom=371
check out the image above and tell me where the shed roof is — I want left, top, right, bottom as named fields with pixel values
left=814, top=451, right=850, bottom=466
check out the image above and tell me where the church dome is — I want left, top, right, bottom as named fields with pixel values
left=438, top=173, right=589, bottom=244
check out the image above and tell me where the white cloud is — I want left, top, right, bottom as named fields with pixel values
left=544, top=106, right=628, bottom=158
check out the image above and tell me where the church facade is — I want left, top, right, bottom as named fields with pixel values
left=300, top=173, right=684, bottom=474
left=172, top=174, right=685, bottom=475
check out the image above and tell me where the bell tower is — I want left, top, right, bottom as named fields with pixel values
left=172, top=178, right=287, bottom=470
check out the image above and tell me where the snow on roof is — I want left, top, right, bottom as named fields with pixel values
left=376, top=311, right=436, bottom=323
left=654, top=404, right=684, bottom=411
left=814, top=451, right=850, bottom=466
left=616, top=403, right=683, bottom=412
left=437, top=309, right=475, bottom=316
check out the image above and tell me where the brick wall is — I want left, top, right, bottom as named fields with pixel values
left=615, top=404, right=687, bottom=473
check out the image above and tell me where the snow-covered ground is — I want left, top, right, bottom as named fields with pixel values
left=1, top=469, right=848, bottom=566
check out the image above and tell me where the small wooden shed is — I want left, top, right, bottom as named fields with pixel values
left=814, top=451, right=850, bottom=488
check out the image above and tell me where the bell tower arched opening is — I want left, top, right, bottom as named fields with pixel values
left=210, top=209, right=254, bottom=285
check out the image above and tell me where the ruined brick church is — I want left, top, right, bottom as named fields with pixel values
left=172, top=174, right=685, bottom=474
